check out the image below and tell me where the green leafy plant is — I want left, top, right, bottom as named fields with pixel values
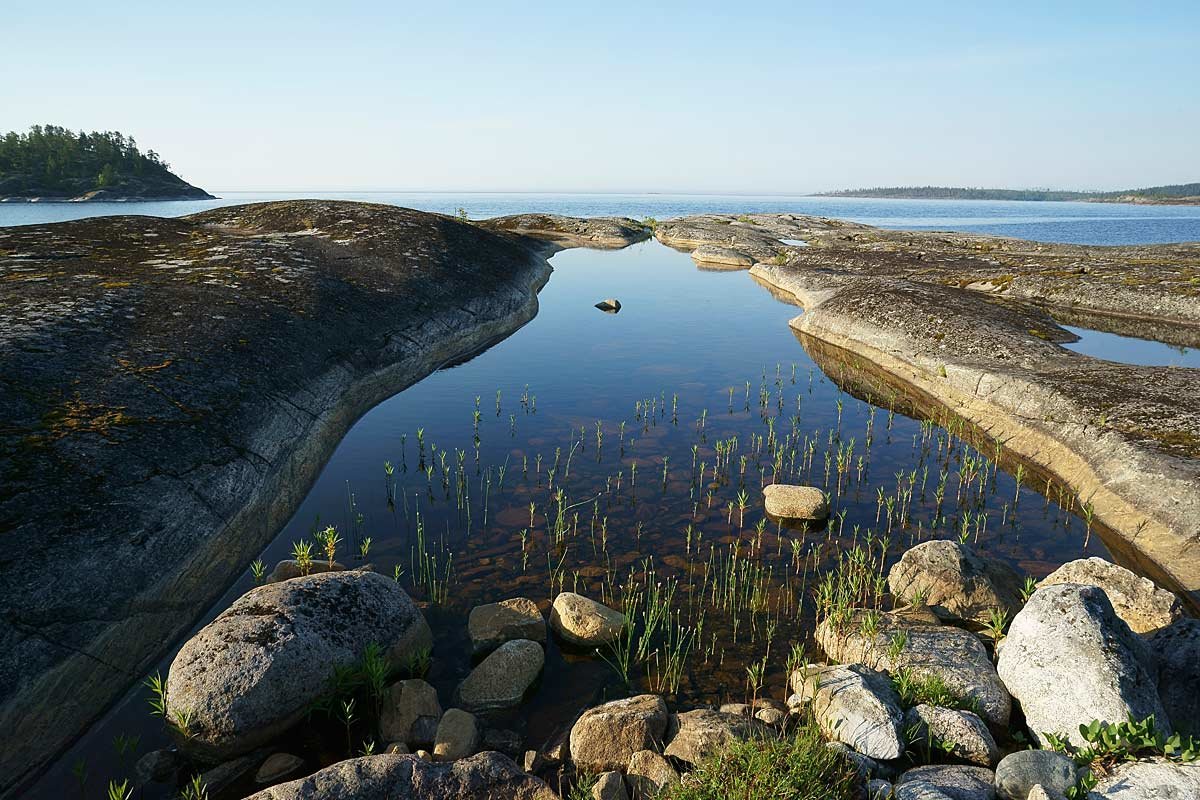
left=107, top=780, right=132, bottom=800
left=1045, top=715, right=1199, bottom=798
left=890, top=667, right=978, bottom=713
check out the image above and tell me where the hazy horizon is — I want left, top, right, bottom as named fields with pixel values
left=5, top=1, right=1198, bottom=194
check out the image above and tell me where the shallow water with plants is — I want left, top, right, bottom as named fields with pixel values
left=36, top=236, right=1129, bottom=798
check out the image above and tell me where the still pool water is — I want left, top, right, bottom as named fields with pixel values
left=31, top=236, right=1130, bottom=799
left=3, top=191, right=1200, bottom=244
left=1063, top=325, right=1200, bottom=369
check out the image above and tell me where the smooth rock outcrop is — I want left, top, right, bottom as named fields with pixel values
left=380, top=679, right=443, bottom=747
left=550, top=592, right=625, bottom=647
left=817, top=611, right=1011, bottom=727
left=1039, top=558, right=1182, bottom=634
left=905, top=704, right=998, bottom=766
left=244, top=752, right=558, bottom=799
left=1146, top=618, right=1200, bottom=735
left=887, top=540, right=1024, bottom=623
left=626, top=750, right=680, bottom=800
left=165, top=570, right=432, bottom=761
left=762, top=484, right=829, bottom=520
left=795, top=664, right=905, bottom=760
left=468, top=598, right=546, bottom=655
left=996, top=584, right=1166, bottom=747
left=570, top=694, right=669, bottom=773
left=899, top=765, right=996, bottom=800
left=690, top=244, right=754, bottom=267
left=457, top=639, right=544, bottom=712
left=1088, top=758, right=1200, bottom=799
left=993, top=750, right=1076, bottom=800
left=662, top=709, right=770, bottom=765
left=433, top=709, right=479, bottom=762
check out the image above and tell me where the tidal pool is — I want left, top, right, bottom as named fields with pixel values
left=37, top=239, right=1114, bottom=798
left=1062, top=325, right=1200, bottom=369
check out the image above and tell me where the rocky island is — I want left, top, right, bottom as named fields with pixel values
left=0, top=125, right=213, bottom=202
left=2, top=201, right=1199, bottom=800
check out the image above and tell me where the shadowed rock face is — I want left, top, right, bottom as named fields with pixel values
left=0, top=200, right=554, bottom=794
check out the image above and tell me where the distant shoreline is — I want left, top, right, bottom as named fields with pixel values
left=814, top=183, right=1200, bottom=206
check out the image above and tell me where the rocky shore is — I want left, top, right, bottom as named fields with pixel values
left=117, top=541, right=1199, bottom=800
left=650, top=213, right=1200, bottom=608
left=0, top=200, right=602, bottom=794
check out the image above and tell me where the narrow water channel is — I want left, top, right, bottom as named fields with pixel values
left=37, top=239, right=1113, bottom=798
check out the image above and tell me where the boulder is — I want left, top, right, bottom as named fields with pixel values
left=826, top=741, right=897, bottom=781
left=795, top=664, right=905, bottom=760
left=995, top=584, right=1166, bottom=747
left=626, top=750, right=680, bottom=800
left=1026, top=786, right=1063, bottom=800
left=165, top=570, right=432, bottom=761
left=762, top=484, right=829, bottom=521
left=993, top=750, right=1076, bottom=800
left=386, top=742, right=411, bottom=755
left=1088, top=758, right=1200, bottom=798
left=868, top=779, right=895, bottom=800
left=433, top=709, right=479, bottom=762
left=569, top=694, right=669, bottom=773
left=895, top=782, right=959, bottom=800
left=268, top=558, right=345, bottom=583
left=243, top=752, right=558, bottom=799
left=550, top=592, right=626, bottom=647
left=816, top=611, right=1011, bottom=727
left=904, top=704, right=998, bottom=766
left=255, top=753, right=305, bottom=784
left=1039, top=558, right=1182, bottom=634
left=663, top=709, right=771, bottom=765
left=898, top=765, right=996, bottom=800
left=690, top=244, right=754, bottom=267
left=1146, top=618, right=1200, bottom=735
left=593, top=770, right=628, bottom=800
left=468, top=598, right=546, bottom=655
left=380, top=679, right=443, bottom=747
left=457, top=639, right=544, bottom=712
left=481, top=728, right=523, bottom=760
left=887, top=540, right=1024, bottom=624
left=135, top=748, right=180, bottom=783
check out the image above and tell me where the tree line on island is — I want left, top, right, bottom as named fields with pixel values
left=0, top=124, right=212, bottom=201
left=815, top=183, right=1200, bottom=205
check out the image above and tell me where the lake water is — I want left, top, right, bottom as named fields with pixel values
left=1063, top=325, right=1200, bottom=368
left=4, top=191, right=1200, bottom=244
left=16, top=196, right=1198, bottom=798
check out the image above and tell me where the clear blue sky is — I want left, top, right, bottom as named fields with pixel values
left=4, top=1, right=1197, bottom=193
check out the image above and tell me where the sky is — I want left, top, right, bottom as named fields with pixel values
left=3, top=1, right=1198, bottom=194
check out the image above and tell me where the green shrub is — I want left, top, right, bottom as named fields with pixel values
left=659, top=717, right=860, bottom=800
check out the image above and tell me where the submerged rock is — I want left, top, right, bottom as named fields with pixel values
left=550, top=592, right=626, bottom=647
left=762, top=483, right=829, bottom=521
left=255, top=753, right=305, bottom=784
left=165, top=570, right=432, bottom=761
left=1038, top=557, right=1182, bottom=634
left=996, top=584, right=1166, bottom=747
left=243, top=751, right=557, bottom=799
left=887, top=539, right=1024, bottom=624
left=468, top=597, right=545, bottom=655
left=570, top=694, right=669, bottom=773
left=457, top=639, right=544, bottom=712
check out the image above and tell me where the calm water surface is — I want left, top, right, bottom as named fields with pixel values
left=1063, top=325, right=1200, bottom=368
left=33, top=231, right=1131, bottom=798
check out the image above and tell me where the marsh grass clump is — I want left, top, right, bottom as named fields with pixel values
left=658, top=715, right=860, bottom=800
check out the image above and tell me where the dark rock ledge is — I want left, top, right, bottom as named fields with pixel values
left=0, top=200, right=577, bottom=794
left=654, top=213, right=1200, bottom=607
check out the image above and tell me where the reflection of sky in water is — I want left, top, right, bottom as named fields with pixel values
left=36, top=239, right=1117, bottom=798
left=1062, top=326, right=1200, bottom=369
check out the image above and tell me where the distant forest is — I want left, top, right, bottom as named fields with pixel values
left=0, top=124, right=210, bottom=199
left=816, top=183, right=1200, bottom=203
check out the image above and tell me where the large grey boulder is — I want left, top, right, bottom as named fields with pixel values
left=993, top=750, right=1076, bottom=800
left=904, top=704, right=998, bottom=766
left=550, top=592, right=625, bottom=647
left=888, top=540, right=1024, bottom=624
left=817, top=611, right=1011, bottom=727
left=457, top=639, right=543, bottom=712
left=996, top=584, right=1166, bottom=747
left=243, top=752, right=558, bottom=799
left=467, top=598, right=545, bottom=655
left=380, top=679, right=442, bottom=748
left=794, top=664, right=905, bottom=760
left=898, top=765, right=996, bottom=800
left=662, top=709, right=771, bottom=765
left=1146, top=618, right=1200, bottom=735
left=1039, top=558, right=1182, bottom=634
left=166, top=570, right=431, bottom=761
left=569, top=694, right=669, bottom=773
left=1088, top=758, right=1200, bottom=798
left=762, top=484, right=829, bottom=520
